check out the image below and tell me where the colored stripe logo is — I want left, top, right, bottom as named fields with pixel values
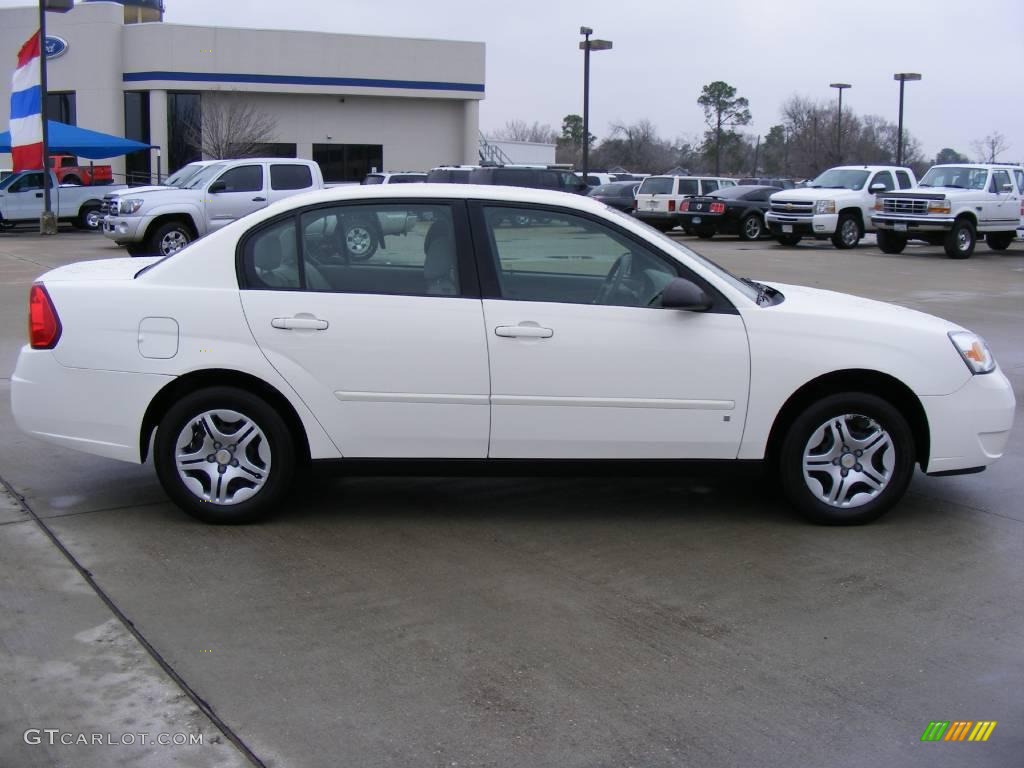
left=921, top=721, right=997, bottom=742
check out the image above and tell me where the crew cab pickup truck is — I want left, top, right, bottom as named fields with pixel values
left=49, top=154, right=113, bottom=186
left=99, top=160, right=220, bottom=217
left=766, top=165, right=916, bottom=248
left=0, top=170, right=124, bottom=230
left=104, top=158, right=416, bottom=258
left=871, top=164, right=1023, bottom=258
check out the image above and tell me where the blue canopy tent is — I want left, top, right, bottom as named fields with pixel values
left=0, top=120, right=152, bottom=158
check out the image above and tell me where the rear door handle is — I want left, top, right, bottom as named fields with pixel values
left=271, top=316, right=329, bottom=330
left=252, top=196, right=267, bottom=202
left=495, top=324, right=553, bottom=339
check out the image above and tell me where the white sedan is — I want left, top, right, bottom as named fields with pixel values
left=12, top=185, right=1015, bottom=525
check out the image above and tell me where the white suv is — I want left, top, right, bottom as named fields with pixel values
left=634, top=176, right=736, bottom=231
left=362, top=172, right=427, bottom=185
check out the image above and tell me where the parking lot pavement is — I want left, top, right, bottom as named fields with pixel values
left=1, top=230, right=1022, bottom=767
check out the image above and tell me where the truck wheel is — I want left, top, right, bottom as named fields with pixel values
left=738, top=213, right=764, bottom=241
left=63, top=175, right=82, bottom=186
left=985, top=232, right=1015, bottom=251
left=944, top=218, right=975, bottom=259
left=831, top=213, right=863, bottom=249
left=126, top=243, right=151, bottom=257
left=342, top=217, right=378, bottom=261
left=776, top=234, right=802, bottom=246
left=74, top=204, right=102, bottom=231
left=876, top=230, right=907, bottom=254
left=148, top=221, right=193, bottom=258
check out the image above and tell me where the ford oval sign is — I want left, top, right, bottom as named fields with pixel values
left=44, top=36, right=68, bottom=59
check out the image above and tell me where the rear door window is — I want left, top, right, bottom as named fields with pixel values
left=701, top=180, right=720, bottom=194
left=895, top=171, right=912, bottom=189
left=271, top=164, right=313, bottom=191
left=676, top=179, right=699, bottom=196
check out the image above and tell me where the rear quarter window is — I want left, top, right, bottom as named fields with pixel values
left=271, top=164, right=314, bottom=191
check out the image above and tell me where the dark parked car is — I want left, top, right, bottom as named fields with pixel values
left=467, top=166, right=589, bottom=194
left=738, top=177, right=796, bottom=189
left=587, top=180, right=640, bottom=212
left=677, top=185, right=781, bottom=240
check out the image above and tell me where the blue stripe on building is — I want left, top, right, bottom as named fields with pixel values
left=10, top=85, right=42, bottom=120
left=123, top=70, right=484, bottom=93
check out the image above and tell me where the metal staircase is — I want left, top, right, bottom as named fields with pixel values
left=479, top=132, right=513, bottom=165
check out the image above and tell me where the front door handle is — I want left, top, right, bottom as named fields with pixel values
left=252, top=196, right=267, bottom=202
left=495, top=324, right=553, bottom=339
left=271, top=316, right=329, bottom=330
left=35, top=192, right=43, bottom=198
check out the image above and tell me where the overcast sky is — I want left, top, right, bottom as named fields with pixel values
left=6, top=0, right=1022, bottom=161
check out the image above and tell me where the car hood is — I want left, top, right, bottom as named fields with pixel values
left=108, top=185, right=174, bottom=197
left=770, top=187, right=864, bottom=202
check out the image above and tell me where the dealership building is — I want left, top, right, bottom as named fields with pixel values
left=0, top=0, right=485, bottom=182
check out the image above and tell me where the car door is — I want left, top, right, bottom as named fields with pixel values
left=4, top=172, right=46, bottom=221
left=238, top=199, right=491, bottom=458
left=205, top=164, right=268, bottom=232
left=470, top=202, right=750, bottom=459
left=987, top=169, right=1017, bottom=229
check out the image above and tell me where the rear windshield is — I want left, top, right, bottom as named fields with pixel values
left=362, top=175, right=386, bottom=185
left=638, top=177, right=674, bottom=195
left=389, top=175, right=426, bottom=184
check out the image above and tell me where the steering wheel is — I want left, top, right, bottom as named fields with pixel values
left=593, top=252, right=633, bottom=305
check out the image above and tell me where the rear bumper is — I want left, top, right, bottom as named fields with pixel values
left=872, top=214, right=954, bottom=233
left=11, top=347, right=172, bottom=464
left=634, top=211, right=678, bottom=226
left=921, top=367, right=1016, bottom=474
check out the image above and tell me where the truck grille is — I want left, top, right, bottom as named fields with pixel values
left=770, top=200, right=814, bottom=215
left=101, top=195, right=118, bottom=215
left=881, top=198, right=929, bottom=215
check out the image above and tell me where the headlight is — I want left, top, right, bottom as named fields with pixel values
left=949, top=331, right=996, bottom=374
left=927, top=200, right=951, bottom=214
left=815, top=200, right=836, bottom=214
left=119, top=199, right=145, bottom=215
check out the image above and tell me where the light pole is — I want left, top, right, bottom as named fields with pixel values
left=829, top=82, right=851, bottom=164
left=893, top=72, right=921, bottom=167
left=37, top=0, right=74, bottom=235
left=578, top=26, right=611, bottom=181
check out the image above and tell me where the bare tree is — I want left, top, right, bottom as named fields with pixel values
left=971, top=132, right=1010, bottom=163
left=490, top=119, right=558, bottom=144
left=185, top=91, right=279, bottom=159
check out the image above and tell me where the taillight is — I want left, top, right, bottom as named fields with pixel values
left=679, top=200, right=689, bottom=212
left=710, top=202, right=726, bottom=214
left=28, top=283, right=62, bottom=349
left=668, top=199, right=676, bottom=212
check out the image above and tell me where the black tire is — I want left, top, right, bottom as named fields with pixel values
left=681, top=225, right=695, bottom=235
left=153, top=387, right=296, bottom=524
left=738, top=213, right=764, bottom=241
left=341, top=216, right=378, bottom=261
left=74, top=204, right=102, bottom=231
left=695, top=227, right=715, bottom=239
left=876, top=230, right=908, bottom=254
left=831, top=213, right=863, bottom=249
left=944, top=218, right=975, bottom=259
left=148, top=220, right=193, bottom=258
left=985, top=232, right=1015, bottom=251
left=776, top=234, right=802, bottom=246
left=779, top=392, right=915, bottom=525
left=125, top=243, right=150, bottom=257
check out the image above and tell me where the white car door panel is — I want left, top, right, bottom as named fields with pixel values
left=238, top=203, right=490, bottom=458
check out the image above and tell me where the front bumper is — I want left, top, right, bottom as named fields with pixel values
left=765, top=212, right=838, bottom=237
left=102, top=215, right=147, bottom=243
left=11, top=347, right=173, bottom=464
left=921, top=367, right=1016, bottom=474
left=872, top=214, right=955, bottom=233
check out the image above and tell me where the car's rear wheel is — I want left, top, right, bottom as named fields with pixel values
left=342, top=217, right=378, bottom=261
left=779, top=393, right=915, bottom=525
left=73, top=204, right=102, bottom=231
left=944, top=218, right=975, bottom=259
left=776, top=234, right=802, bottom=246
left=985, top=232, right=1015, bottom=251
left=154, top=387, right=295, bottom=524
left=876, top=230, right=907, bottom=254
left=738, top=213, right=764, bottom=241
left=695, top=226, right=715, bottom=239
left=831, top=213, right=863, bottom=249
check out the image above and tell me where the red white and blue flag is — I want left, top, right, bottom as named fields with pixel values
left=10, top=31, right=43, bottom=172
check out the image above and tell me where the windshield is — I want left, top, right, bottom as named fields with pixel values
left=919, top=166, right=988, bottom=190
left=638, top=177, right=674, bottom=195
left=606, top=208, right=759, bottom=303
left=182, top=162, right=229, bottom=190
left=0, top=173, right=18, bottom=191
left=164, top=163, right=206, bottom=187
left=808, top=169, right=870, bottom=190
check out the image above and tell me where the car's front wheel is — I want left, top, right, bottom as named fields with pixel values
left=779, top=393, right=915, bottom=525
left=876, top=230, right=907, bottom=254
left=831, top=213, right=863, bottom=249
left=149, top=221, right=193, bottom=258
left=154, top=387, right=295, bottom=523
left=944, top=218, right=975, bottom=259
left=776, top=234, right=802, bottom=246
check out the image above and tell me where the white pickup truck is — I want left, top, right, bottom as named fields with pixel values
left=0, top=170, right=124, bottom=230
left=766, top=165, right=917, bottom=249
left=871, top=164, right=1023, bottom=258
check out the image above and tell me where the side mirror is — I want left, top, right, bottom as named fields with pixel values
left=208, top=181, right=227, bottom=193
left=661, top=277, right=713, bottom=311
left=869, top=183, right=887, bottom=193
